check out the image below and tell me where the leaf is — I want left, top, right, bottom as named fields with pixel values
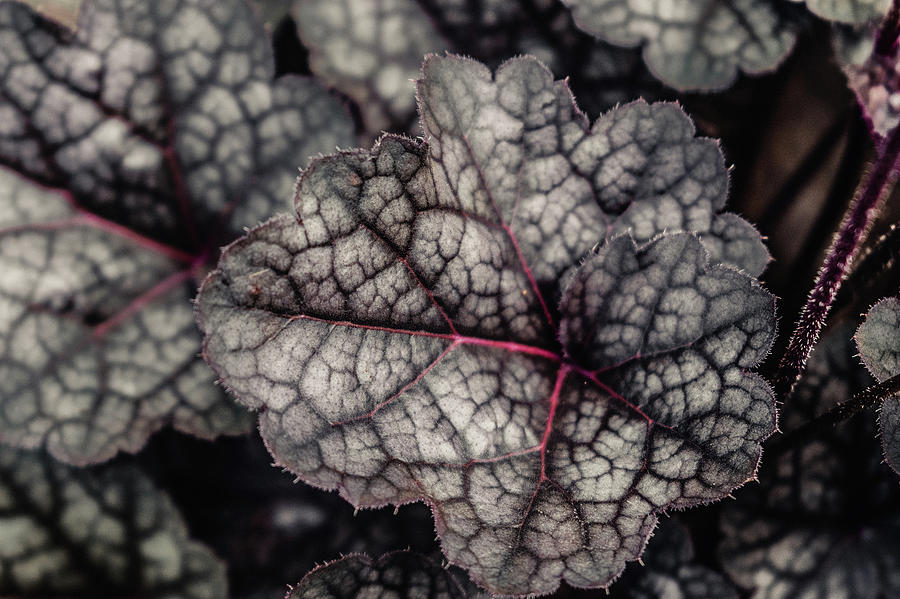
left=856, top=297, right=900, bottom=381
left=295, top=0, right=661, bottom=139
left=801, top=0, right=890, bottom=24
left=294, top=0, right=448, bottom=137
left=720, top=326, right=900, bottom=599
left=855, top=296, right=900, bottom=474
left=836, top=25, right=900, bottom=140
left=0, top=446, right=227, bottom=598
left=613, top=519, right=738, bottom=599
left=288, top=551, right=482, bottom=599
left=13, top=0, right=81, bottom=29
left=197, top=54, right=776, bottom=597
left=0, top=0, right=355, bottom=464
left=415, top=0, right=663, bottom=119
left=559, top=0, right=800, bottom=90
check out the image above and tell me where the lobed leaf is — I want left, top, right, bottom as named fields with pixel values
left=198, top=54, right=776, bottom=597
left=0, top=446, right=226, bottom=598
left=294, top=0, right=661, bottom=139
left=0, top=0, right=355, bottom=464
left=413, top=0, right=661, bottom=120
left=799, top=0, right=890, bottom=24
left=856, top=296, right=900, bottom=474
left=288, top=551, right=481, bottom=599
left=720, top=326, right=900, bottom=599
left=856, top=296, right=900, bottom=381
left=559, top=0, right=799, bottom=91
left=294, top=0, right=447, bottom=137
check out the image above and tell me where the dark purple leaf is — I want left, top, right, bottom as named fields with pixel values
left=197, top=54, right=776, bottom=596
left=0, top=446, right=226, bottom=598
left=0, top=0, right=355, bottom=464
left=288, top=551, right=481, bottom=599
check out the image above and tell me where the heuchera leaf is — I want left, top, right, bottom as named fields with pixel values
left=613, top=519, right=737, bottom=599
left=798, top=0, right=890, bottom=24
left=197, top=54, right=776, bottom=596
left=417, top=0, right=663, bottom=121
left=855, top=296, right=900, bottom=474
left=856, top=297, right=900, bottom=381
left=720, top=326, right=900, bottom=599
left=838, top=27, right=900, bottom=140
left=288, top=551, right=482, bottom=599
left=559, top=0, right=799, bottom=90
left=294, top=0, right=447, bottom=137
left=0, top=446, right=227, bottom=598
left=295, top=0, right=660, bottom=138
left=0, top=0, right=355, bottom=464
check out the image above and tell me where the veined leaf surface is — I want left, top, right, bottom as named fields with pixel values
left=856, top=297, right=900, bottom=475
left=0, top=0, right=355, bottom=464
left=720, top=327, right=900, bottom=599
left=559, top=0, right=800, bottom=90
left=0, top=447, right=226, bottom=598
left=198, top=54, right=776, bottom=596
left=288, top=551, right=481, bottom=599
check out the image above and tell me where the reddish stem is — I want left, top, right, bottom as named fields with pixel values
left=773, top=121, right=900, bottom=402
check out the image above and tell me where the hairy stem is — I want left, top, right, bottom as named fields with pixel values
left=771, top=373, right=900, bottom=452
left=773, top=124, right=900, bottom=402
left=834, top=222, right=900, bottom=312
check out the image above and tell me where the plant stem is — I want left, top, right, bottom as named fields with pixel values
left=779, top=109, right=868, bottom=319
left=833, top=222, right=900, bottom=312
left=772, top=123, right=900, bottom=402
left=771, top=373, right=900, bottom=452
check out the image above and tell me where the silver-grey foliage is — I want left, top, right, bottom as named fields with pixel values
left=799, top=0, right=890, bottom=23
left=721, top=327, right=900, bottom=599
left=288, top=551, right=482, bottom=599
left=856, top=297, right=900, bottom=475
left=0, top=447, right=227, bottom=598
left=294, top=0, right=446, bottom=137
left=197, top=54, right=776, bottom=597
left=0, top=0, right=355, bottom=464
left=559, top=0, right=798, bottom=90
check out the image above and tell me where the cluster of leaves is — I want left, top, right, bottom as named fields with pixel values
left=1, top=0, right=900, bottom=598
